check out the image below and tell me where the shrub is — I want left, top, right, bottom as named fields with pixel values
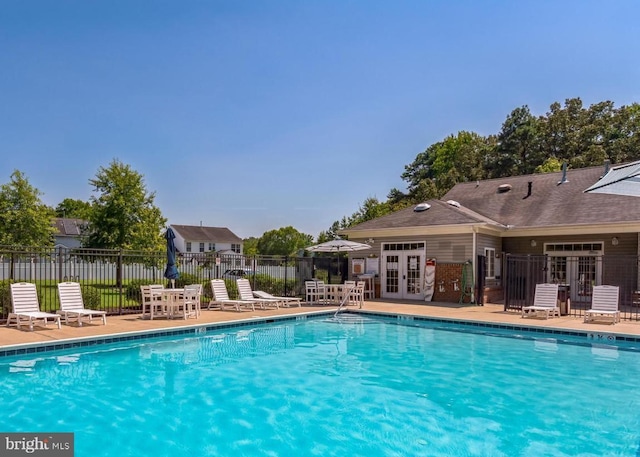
left=125, top=279, right=151, bottom=303
left=174, top=273, right=199, bottom=288
left=0, top=280, right=13, bottom=315
left=81, top=285, right=102, bottom=310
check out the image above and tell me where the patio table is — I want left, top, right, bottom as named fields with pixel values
left=149, top=289, right=195, bottom=320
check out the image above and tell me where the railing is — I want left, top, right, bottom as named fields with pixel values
left=504, top=254, right=640, bottom=321
left=0, top=246, right=347, bottom=322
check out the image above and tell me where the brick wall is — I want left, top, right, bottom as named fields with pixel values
left=431, top=263, right=474, bottom=303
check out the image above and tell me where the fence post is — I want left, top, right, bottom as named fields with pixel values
left=57, top=246, right=64, bottom=283
left=118, top=248, right=123, bottom=314
left=284, top=256, right=288, bottom=296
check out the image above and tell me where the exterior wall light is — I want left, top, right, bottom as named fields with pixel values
left=530, top=239, right=537, bottom=247
left=611, top=237, right=619, bottom=246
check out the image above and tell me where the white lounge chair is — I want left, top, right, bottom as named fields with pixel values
left=57, top=282, right=107, bottom=326
left=237, top=278, right=279, bottom=309
left=522, top=283, right=560, bottom=319
left=584, top=285, right=620, bottom=324
left=253, top=290, right=302, bottom=307
left=208, top=279, right=257, bottom=312
left=8, top=282, right=61, bottom=331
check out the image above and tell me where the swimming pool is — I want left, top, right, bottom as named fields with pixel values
left=1, top=314, right=640, bottom=456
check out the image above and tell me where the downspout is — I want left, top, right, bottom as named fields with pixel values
left=471, top=226, right=477, bottom=304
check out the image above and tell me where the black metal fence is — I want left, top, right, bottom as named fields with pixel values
left=504, top=254, right=640, bottom=321
left=0, top=246, right=348, bottom=322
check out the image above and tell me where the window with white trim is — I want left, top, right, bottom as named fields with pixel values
left=484, top=248, right=495, bottom=279
left=186, top=242, right=192, bottom=253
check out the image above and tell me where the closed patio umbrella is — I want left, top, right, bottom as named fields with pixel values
left=164, top=228, right=179, bottom=288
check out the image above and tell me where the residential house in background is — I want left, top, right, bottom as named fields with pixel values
left=169, top=225, right=243, bottom=257
left=52, top=218, right=87, bottom=249
left=341, top=162, right=640, bottom=307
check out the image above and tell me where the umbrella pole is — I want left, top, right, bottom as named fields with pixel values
left=171, top=279, right=175, bottom=289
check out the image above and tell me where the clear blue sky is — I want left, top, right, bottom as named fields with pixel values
left=1, top=1, right=639, bottom=239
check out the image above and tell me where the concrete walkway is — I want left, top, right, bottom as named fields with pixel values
left=2, top=300, right=639, bottom=350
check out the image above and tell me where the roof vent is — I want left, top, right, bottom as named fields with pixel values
left=558, top=162, right=569, bottom=184
left=446, top=200, right=460, bottom=208
left=413, top=203, right=431, bottom=212
left=497, top=184, right=512, bottom=193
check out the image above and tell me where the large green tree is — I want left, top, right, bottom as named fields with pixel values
left=0, top=170, right=55, bottom=247
left=85, top=159, right=166, bottom=251
left=401, top=131, right=490, bottom=201
left=487, top=106, right=541, bottom=177
left=257, top=226, right=313, bottom=256
left=242, top=237, right=259, bottom=256
left=318, top=197, right=392, bottom=242
left=55, top=198, right=92, bottom=220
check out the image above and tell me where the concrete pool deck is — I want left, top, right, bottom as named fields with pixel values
left=2, top=299, right=640, bottom=350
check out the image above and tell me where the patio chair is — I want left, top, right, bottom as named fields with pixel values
left=305, top=280, right=326, bottom=305
left=208, top=279, right=257, bottom=312
left=522, top=283, right=560, bottom=319
left=584, top=285, right=620, bottom=324
left=7, top=282, right=61, bottom=331
left=350, top=281, right=365, bottom=308
left=236, top=278, right=279, bottom=309
left=57, top=282, right=107, bottom=326
left=343, top=280, right=357, bottom=306
left=182, top=284, right=202, bottom=318
left=140, top=284, right=166, bottom=319
left=253, top=290, right=302, bottom=307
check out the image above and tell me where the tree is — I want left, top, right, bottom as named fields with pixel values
left=242, top=237, right=259, bottom=256
left=487, top=106, right=541, bottom=177
left=0, top=170, right=55, bottom=247
left=257, top=226, right=313, bottom=256
left=401, top=131, right=490, bottom=200
left=534, top=157, right=563, bottom=174
left=317, top=197, right=392, bottom=242
left=602, top=102, right=640, bottom=164
left=85, top=159, right=166, bottom=252
left=55, top=198, right=92, bottom=220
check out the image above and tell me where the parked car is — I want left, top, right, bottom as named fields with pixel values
left=221, top=269, right=254, bottom=279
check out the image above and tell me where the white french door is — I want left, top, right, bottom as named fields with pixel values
left=545, top=242, right=603, bottom=304
left=381, top=243, right=425, bottom=300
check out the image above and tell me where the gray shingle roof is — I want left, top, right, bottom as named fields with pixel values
left=170, top=225, right=242, bottom=243
left=52, top=218, right=87, bottom=236
left=346, top=163, right=640, bottom=233
left=443, top=164, right=640, bottom=228
left=343, top=199, right=504, bottom=232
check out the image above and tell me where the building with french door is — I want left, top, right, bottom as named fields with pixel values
left=341, top=161, right=640, bottom=306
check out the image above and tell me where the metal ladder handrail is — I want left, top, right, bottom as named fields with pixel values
left=334, top=285, right=356, bottom=318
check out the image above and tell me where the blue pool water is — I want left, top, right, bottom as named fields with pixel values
left=1, top=315, right=640, bottom=456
